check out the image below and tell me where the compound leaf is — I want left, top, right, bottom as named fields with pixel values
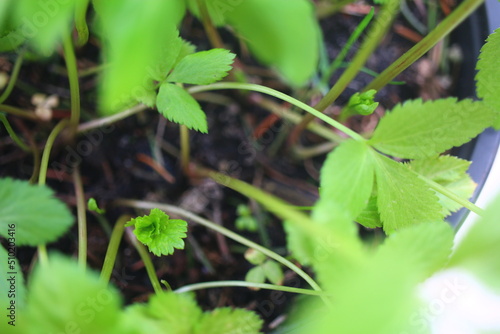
left=476, top=28, right=500, bottom=129
left=369, top=98, right=495, bottom=159
left=156, top=83, right=208, bottom=133
left=126, top=208, right=187, bottom=256
left=372, top=153, right=444, bottom=233
left=409, top=156, right=476, bottom=216
left=167, top=48, right=235, bottom=85
left=0, top=178, right=73, bottom=246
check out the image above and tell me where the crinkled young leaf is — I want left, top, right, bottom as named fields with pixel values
left=23, top=254, right=122, bottom=334
left=375, top=221, right=454, bottom=281
left=126, top=208, right=187, bottom=256
left=156, top=83, right=208, bottom=133
left=194, top=307, right=263, bottom=334
left=318, top=139, right=374, bottom=220
left=369, top=98, right=496, bottom=159
left=224, top=0, right=320, bottom=86
left=476, top=28, right=500, bottom=129
left=409, top=156, right=476, bottom=216
left=0, top=178, right=73, bottom=246
left=167, top=49, right=235, bottom=85
left=372, top=153, right=444, bottom=233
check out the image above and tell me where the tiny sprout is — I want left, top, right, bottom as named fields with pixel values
left=87, top=198, right=105, bottom=214
left=341, top=89, right=379, bottom=120
left=126, top=208, right=187, bottom=256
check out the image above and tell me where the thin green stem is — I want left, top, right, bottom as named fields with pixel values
left=419, top=175, right=485, bottom=216
left=188, top=82, right=364, bottom=142
left=0, top=104, right=38, bottom=120
left=73, top=168, right=87, bottom=270
left=126, top=227, right=163, bottom=295
left=75, top=0, right=90, bottom=47
left=37, top=245, right=48, bottom=266
left=315, top=0, right=400, bottom=112
left=101, top=215, right=130, bottom=283
left=180, top=125, right=190, bottom=174
left=174, top=280, right=329, bottom=296
left=320, top=8, right=375, bottom=87
left=0, top=113, right=31, bottom=152
left=38, top=119, right=69, bottom=186
left=77, top=104, right=147, bottom=133
left=0, top=50, right=25, bottom=104
left=363, top=0, right=485, bottom=92
left=114, top=199, right=329, bottom=306
left=62, top=32, right=81, bottom=135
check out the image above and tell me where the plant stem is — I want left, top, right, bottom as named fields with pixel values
left=38, top=119, right=69, bottom=186
left=126, top=227, right=163, bottom=295
left=174, top=280, right=329, bottom=296
left=0, top=104, right=37, bottom=120
left=180, top=125, right=190, bottom=174
left=196, top=0, right=225, bottom=49
left=419, top=175, right=485, bottom=216
left=320, top=8, right=375, bottom=87
left=77, top=104, right=147, bottom=133
left=0, top=113, right=31, bottom=152
left=315, top=0, right=400, bottom=113
left=188, top=83, right=364, bottom=142
left=114, top=199, right=329, bottom=305
left=73, top=167, right=87, bottom=270
left=363, top=0, right=485, bottom=92
left=62, top=32, right=81, bottom=136
left=0, top=49, right=25, bottom=104
left=101, top=215, right=130, bottom=283
left=75, top=0, right=90, bottom=47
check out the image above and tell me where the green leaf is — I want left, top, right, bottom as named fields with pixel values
left=245, top=266, right=266, bottom=284
left=126, top=208, right=187, bottom=256
left=375, top=221, right=454, bottom=281
left=244, top=248, right=266, bottom=265
left=156, top=83, right=208, bottom=133
left=95, top=0, right=182, bottom=112
left=167, top=49, right=236, bottom=85
left=448, top=193, right=500, bottom=290
left=476, top=28, right=500, bottom=129
left=12, top=0, right=77, bottom=55
left=317, top=139, right=374, bottom=220
left=355, top=194, right=382, bottom=228
left=223, top=0, right=320, bottom=86
left=0, top=245, right=26, bottom=313
left=145, top=292, right=202, bottom=333
left=0, top=178, right=73, bottom=246
left=23, top=254, right=123, bottom=334
left=372, top=153, right=444, bottom=233
left=262, top=260, right=284, bottom=285
left=369, top=98, right=496, bottom=159
left=194, top=307, right=263, bottom=334
left=409, top=156, right=476, bottom=216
